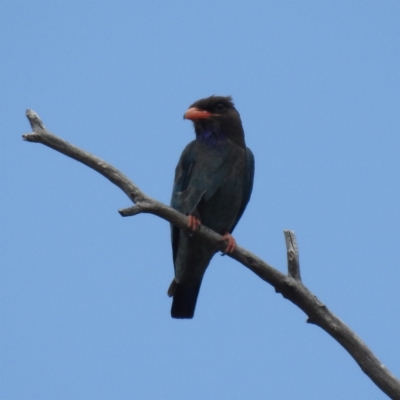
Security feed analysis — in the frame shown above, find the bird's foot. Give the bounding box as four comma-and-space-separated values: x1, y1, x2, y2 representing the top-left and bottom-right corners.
221, 232, 236, 253
187, 215, 201, 232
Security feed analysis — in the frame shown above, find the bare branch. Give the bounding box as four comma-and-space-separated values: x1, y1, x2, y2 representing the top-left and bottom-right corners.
22, 110, 400, 400
284, 230, 301, 280
23, 109, 147, 206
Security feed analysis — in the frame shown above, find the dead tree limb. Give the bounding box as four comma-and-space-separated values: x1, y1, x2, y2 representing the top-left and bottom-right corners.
22, 109, 400, 400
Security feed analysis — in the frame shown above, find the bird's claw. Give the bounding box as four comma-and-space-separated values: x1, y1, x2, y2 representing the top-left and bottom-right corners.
187, 215, 201, 232
222, 232, 236, 253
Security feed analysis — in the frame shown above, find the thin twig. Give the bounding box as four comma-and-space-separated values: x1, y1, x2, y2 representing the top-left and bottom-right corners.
284, 230, 301, 281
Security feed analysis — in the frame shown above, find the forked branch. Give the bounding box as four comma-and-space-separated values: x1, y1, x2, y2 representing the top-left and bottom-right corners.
22, 110, 400, 399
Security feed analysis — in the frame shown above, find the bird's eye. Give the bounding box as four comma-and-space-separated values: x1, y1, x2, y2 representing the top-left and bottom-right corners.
215, 103, 225, 112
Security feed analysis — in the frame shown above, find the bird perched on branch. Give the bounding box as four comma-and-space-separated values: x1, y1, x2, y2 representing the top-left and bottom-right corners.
168, 95, 255, 318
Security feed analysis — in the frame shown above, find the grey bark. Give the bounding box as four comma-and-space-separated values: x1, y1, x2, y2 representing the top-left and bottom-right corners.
22, 109, 400, 399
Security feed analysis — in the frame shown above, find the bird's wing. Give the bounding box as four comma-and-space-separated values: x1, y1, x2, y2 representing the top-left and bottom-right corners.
171, 141, 226, 263
229, 147, 255, 233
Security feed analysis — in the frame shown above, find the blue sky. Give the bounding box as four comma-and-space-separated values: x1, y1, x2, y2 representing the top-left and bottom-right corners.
1, 1, 400, 399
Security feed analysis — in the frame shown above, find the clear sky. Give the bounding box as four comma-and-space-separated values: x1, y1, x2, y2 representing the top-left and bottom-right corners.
2, 1, 400, 399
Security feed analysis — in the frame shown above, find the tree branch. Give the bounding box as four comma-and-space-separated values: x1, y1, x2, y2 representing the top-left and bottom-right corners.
22, 109, 400, 399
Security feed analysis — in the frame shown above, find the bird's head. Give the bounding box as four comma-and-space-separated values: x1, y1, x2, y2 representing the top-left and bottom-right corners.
184, 95, 245, 147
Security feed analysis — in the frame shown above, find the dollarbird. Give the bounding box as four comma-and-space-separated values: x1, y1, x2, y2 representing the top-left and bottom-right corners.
168, 95, 255, 319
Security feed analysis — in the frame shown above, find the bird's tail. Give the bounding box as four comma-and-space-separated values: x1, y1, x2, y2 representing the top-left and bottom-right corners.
169, 279, 202, 319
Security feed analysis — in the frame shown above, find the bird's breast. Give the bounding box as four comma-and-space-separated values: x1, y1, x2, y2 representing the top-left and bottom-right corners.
197, 143, 247, 234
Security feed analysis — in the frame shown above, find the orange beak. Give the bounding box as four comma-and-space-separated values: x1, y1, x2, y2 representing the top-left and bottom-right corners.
183, 107, 211, 120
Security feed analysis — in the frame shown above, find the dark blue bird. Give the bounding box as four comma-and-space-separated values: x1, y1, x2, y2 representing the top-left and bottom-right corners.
168, 95, 255, 319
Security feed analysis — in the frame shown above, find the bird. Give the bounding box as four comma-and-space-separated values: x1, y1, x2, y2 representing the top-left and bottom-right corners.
168, 95, 255, 319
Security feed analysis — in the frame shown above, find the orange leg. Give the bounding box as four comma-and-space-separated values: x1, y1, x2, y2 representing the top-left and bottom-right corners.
222, 232, 236, 253
187, 215, 201, 232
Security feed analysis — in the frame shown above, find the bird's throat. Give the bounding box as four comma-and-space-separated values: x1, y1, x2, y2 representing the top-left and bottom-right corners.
196, 130, 226, 146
